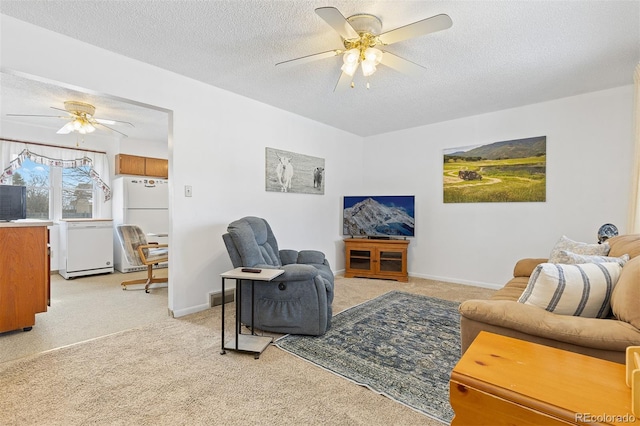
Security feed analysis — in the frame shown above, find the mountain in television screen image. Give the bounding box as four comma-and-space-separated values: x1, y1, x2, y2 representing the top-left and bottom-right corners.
443, 136, 546, 203
343, 196, 415, 237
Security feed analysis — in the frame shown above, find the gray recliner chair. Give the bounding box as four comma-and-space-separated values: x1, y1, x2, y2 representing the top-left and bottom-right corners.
222, 216, 334, 336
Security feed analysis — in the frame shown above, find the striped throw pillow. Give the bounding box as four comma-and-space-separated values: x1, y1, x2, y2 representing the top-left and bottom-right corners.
518, 262, 622, 318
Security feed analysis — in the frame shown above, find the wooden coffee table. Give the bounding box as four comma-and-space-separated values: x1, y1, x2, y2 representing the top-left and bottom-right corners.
450, 331, 637, 425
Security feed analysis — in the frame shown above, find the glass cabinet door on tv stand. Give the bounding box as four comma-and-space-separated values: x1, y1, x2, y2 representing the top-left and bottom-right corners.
344, 238, 409, 282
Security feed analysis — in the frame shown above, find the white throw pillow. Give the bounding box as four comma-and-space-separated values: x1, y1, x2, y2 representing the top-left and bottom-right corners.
518, 262, 622, 318
558, 250, 629, 266
548, 235, 610, 263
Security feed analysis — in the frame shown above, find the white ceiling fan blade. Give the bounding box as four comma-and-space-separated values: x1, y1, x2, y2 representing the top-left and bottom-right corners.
6, 113, 68, 119
334, 71, 354, 93
56, 122, 74, 134
315, 7, 359, 40
378, 14, 452, 45
95, 117, 135, 127
380, 51, 427, 77
276, 50, 341, 68
94, 121, 128, 137
50, 106, 74, 115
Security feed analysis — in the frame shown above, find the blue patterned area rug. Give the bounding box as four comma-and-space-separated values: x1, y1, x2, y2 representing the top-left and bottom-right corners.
275, 290, 460, 423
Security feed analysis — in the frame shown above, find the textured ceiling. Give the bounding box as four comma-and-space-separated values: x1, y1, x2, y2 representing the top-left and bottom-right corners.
1, 0, 639, 139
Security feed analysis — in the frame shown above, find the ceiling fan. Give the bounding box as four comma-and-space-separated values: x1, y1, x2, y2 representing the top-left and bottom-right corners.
276, 7, 453, 91
6, 100, 134, 137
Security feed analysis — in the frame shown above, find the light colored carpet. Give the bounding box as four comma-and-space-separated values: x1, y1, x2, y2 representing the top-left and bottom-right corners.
0, 270, 169, 364
0, 275, 495, 425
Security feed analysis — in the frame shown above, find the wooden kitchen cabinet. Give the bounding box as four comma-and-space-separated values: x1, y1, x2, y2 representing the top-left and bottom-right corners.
144, 157, 169, 178
0, 222, 51, 333
344, 238, 409, 282
115, 154, 168, 178
115, 153, 145, 175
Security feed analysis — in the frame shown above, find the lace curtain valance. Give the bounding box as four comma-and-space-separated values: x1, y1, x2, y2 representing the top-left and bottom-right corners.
0, 141, 111, 202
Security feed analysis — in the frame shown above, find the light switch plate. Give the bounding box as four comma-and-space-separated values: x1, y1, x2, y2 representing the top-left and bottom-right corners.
185, 185, 192, 197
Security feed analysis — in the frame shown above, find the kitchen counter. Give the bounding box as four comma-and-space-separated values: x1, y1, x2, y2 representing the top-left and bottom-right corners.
0, 220, 53, 228
58, 218, 112, 222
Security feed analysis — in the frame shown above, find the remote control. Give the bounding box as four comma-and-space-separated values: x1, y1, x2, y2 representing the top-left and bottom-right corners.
241, 268, 262, 273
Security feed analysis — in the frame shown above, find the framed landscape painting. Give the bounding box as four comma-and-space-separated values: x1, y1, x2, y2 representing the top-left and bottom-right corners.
443, 136, 546, 203
265, 147, 325, 195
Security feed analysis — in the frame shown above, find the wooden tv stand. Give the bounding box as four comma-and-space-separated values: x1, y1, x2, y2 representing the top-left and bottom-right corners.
344, 238, 409, 282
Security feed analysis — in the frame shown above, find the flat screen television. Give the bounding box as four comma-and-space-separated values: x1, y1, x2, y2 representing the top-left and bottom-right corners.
343, 195, 415, 237
0, 185, 27, 221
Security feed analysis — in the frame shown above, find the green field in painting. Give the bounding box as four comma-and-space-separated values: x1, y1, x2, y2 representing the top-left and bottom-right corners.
443, 156, 546, 203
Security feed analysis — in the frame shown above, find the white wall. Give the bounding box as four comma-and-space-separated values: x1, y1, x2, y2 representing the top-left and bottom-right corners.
363, 86, 635, 287
114, 138, 169, 160
1, 15, 364, 316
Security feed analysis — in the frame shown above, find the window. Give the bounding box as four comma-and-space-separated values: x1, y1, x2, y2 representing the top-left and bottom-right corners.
62, 165, 94, 218
9, 158, 95, 220
10, 159, 50, 219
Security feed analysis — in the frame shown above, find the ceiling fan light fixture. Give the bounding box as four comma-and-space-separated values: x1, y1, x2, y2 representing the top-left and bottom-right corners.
283, 7, 452, 92
64, 100, 95, 117
364, 47, 383, 64
361, 60, 377, 77
59, 121, 75, 134
343, 48, 359, 64
67, 116, 95, 134
11, 99, 132, 138
341, 61, 359, 76
361, 47, 382, 77
81, 121, 96, 134
341, 48, 360, 76
346, 13, 382, 36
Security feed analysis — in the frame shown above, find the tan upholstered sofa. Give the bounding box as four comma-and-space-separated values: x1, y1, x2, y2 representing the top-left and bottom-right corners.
459, 234, 640, 364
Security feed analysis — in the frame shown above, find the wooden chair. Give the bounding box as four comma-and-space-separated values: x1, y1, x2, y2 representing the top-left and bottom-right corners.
116, 224, 168, 293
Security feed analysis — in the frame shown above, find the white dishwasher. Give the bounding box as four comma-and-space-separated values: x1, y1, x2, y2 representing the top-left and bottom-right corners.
58, 219, 114, 279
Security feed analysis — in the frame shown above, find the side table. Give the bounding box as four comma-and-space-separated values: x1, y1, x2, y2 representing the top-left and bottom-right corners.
450, 331, 637, 425
220, 267, 284, 359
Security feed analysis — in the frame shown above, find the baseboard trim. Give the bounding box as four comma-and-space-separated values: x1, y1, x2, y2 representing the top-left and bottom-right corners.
336, 269, 501, 290
209, 289, 235, 307
172, 303, 211, 318
170, 289, 236, 318
409, 272, 502, 290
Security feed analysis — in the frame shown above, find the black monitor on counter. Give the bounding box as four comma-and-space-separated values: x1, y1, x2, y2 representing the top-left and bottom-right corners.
0, 185, 27, 221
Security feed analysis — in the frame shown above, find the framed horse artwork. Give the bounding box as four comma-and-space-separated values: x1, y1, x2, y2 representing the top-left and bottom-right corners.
265, 147, 325, 195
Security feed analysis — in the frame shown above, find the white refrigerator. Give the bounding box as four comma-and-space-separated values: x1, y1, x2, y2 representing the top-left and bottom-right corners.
112, 176, 169, 273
